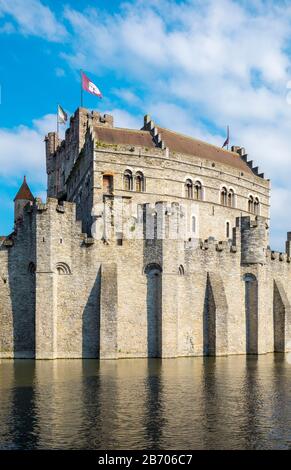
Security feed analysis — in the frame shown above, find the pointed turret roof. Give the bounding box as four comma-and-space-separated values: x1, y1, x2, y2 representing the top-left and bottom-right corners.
14, 176, 34, 202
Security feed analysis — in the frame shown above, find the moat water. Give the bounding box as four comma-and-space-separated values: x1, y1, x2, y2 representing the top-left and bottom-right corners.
0, 355, 290, 450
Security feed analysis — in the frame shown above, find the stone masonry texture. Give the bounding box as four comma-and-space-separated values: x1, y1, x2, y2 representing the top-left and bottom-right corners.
0, 107, 290, 359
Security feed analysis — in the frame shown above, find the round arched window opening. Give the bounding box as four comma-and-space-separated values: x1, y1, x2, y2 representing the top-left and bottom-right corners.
135, 171, 145, 192
124, 170, 133, 191
178, 265, 185, 276
220, 187, 227, 205
144, 263, 162, 275
185, 179, 193, 199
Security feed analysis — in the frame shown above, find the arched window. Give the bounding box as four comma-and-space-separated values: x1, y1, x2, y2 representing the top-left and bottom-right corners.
194, 181, 202, 200
28, 262, 36, 274
248, 195, 254, 213
135, 171, 144, 192
220, 187, 227, 205
254, 197, 260, 215
185, 179, 193, 199
178, 265, 185, 276
56, 262, 71, 275
144, 263, 162, 277
228, 189, 235, 207
192, 216, 196, 233
124, 170, 133, 191
226, 221, 230, 238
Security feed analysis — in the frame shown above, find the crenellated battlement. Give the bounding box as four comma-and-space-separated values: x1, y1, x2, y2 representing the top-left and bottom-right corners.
197, 237, 237, 253
35, 197, 76, 213
232, 147, 265, 179
266, 249, 291, 264
142, 114, 167, 150
5, 195, 291, 265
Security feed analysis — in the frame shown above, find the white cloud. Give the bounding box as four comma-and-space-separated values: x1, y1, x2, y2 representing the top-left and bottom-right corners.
0, 0, 67, 41
112, 89, 142, 107
0, 113, 56, 184
147, 102, 223, 145
63, 0, 291, 83
270, 186, 291, 250
0, 111, 64, 231
102, 108, 142, 129
33, 113, 57, 136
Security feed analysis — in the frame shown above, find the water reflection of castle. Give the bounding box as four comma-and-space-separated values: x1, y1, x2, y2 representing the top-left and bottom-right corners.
0, 357, 289, 449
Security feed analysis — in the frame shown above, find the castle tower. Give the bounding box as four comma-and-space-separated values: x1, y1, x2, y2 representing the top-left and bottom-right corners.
240, 216, 268, 265
13, 176, 34, 225
44, 107, 114, 200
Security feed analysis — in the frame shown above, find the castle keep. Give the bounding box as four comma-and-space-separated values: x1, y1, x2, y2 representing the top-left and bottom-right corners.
1, 107, 291, 359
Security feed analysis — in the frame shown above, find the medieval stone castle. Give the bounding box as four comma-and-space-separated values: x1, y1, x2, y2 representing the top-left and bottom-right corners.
0, 107, 290, 359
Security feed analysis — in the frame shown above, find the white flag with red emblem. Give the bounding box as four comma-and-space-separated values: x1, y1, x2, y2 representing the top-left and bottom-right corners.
81, 71, 102, 98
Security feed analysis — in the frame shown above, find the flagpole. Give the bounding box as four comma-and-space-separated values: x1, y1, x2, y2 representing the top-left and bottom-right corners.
227, 125, 229, 150
80, 69, 83, 107
57, 104, 59, 139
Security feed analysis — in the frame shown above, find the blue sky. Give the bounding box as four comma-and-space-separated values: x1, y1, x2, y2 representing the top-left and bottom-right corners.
1, 0, 291, 249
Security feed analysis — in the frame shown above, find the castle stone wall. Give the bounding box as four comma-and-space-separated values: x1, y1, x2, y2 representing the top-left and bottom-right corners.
92, 145, 270, 243
0, 205, 36, 358
1, 194, 291, 360
2, 108, 291, 360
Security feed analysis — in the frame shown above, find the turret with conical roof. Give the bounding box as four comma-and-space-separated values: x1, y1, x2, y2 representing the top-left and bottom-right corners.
14, 176, 34, 225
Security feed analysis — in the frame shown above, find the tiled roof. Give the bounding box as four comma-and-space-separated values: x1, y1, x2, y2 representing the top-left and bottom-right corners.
94, 127, 155, 148
157, 127, 252, 174
14, 176, 34, 202
94, 123, 252, 174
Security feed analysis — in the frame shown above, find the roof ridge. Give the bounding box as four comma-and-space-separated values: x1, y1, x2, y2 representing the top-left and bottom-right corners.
158, 126, 239, 157
94, 125, 150, 134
